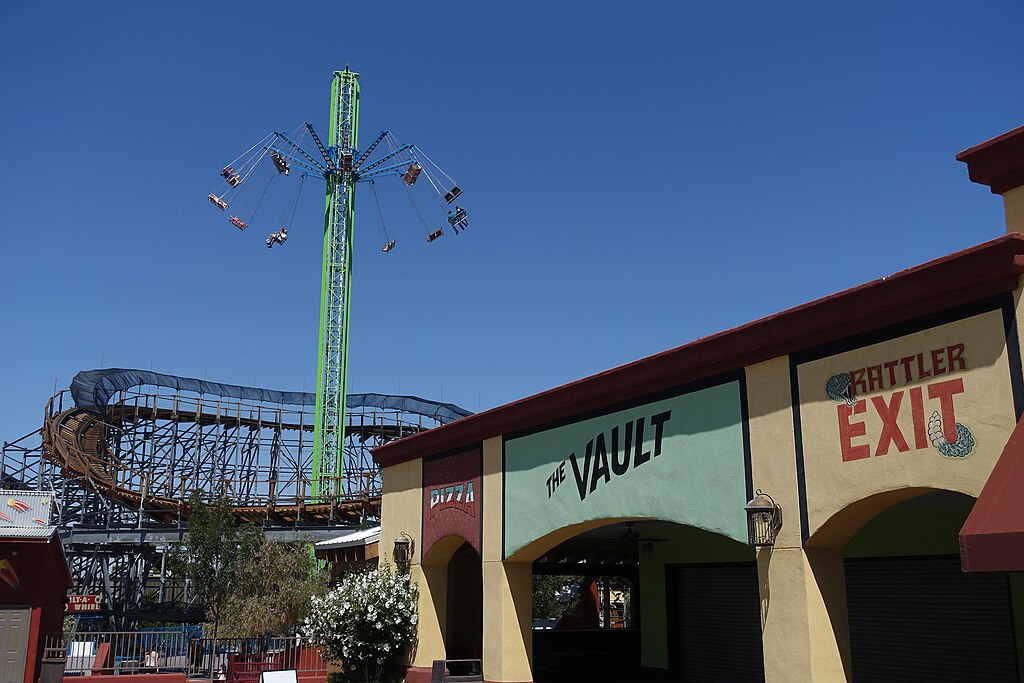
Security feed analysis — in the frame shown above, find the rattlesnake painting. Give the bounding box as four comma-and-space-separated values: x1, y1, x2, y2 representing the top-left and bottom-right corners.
926, 410, 975, 458
825, 373, 857, 407
824, 373, 975, 458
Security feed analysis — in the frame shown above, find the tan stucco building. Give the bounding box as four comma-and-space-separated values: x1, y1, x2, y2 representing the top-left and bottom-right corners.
374, 125, 1024, 683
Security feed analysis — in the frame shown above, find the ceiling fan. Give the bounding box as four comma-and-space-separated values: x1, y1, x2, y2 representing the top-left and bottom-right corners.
621, 521, 669, 544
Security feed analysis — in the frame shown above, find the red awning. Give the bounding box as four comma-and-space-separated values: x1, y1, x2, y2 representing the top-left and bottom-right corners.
960, 414, 1024, 572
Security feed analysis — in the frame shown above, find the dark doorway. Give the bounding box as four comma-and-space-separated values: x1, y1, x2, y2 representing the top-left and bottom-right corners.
846, 555, 1018, 682
667, 563, 765, 682
446, 543, 482, 659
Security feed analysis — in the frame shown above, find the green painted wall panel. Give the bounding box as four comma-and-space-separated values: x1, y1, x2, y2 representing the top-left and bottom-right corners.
504, 380, 749, 557
843, 496, 972, 558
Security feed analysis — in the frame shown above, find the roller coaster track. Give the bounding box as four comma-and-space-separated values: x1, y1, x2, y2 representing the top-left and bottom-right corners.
41, 401, 377, 525
35, 369, 471, 527
4, 370, 470, 627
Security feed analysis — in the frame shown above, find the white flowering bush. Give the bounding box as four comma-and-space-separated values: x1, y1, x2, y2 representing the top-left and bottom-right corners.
304, 567, 418, 682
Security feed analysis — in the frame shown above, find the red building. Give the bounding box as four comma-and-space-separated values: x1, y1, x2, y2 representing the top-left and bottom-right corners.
0, 491, 72, 683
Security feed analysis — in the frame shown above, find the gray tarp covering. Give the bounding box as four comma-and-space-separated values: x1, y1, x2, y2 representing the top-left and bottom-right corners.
70, 369, 472, 424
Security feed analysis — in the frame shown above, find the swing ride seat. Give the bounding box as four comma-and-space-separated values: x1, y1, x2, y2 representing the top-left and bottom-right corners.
382, 240, 396, 253
448, 208, 468, 227
402, 163, 422, 186
427, 228, 444, 243
220, 166, 235, 179
270, 151, 290, 175
229, 216, 248, 230
228, 175, 242, 187
208, 194, 228, 210
443, 186, 462, 204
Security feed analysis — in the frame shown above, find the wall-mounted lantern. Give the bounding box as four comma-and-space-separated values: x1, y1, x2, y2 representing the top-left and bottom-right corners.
744, 490, 783, 548
393, 532, 414, 573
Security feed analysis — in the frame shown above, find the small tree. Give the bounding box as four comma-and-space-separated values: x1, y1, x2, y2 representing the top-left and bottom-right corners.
169, 494, 262, 641
303, 567, 418, 682
220, 538, 329, 638
532, 574, 583, 622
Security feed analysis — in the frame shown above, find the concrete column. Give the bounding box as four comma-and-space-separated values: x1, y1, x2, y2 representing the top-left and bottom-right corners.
381, 459, 446, 678
409, 562, 448, 670
746, 358, 851, 681
482, 561, 533, 683
756, 547, 850, 681
481, 436, 534, 683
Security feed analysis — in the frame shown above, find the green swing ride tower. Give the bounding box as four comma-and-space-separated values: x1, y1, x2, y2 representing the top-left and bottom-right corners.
210, 67, 467, 500
312, 68, 360, 496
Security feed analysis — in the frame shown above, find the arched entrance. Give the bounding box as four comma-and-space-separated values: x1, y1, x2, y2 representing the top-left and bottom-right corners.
420, 535, 483, 663
812, 490, 1022, 681
445, 542, 482, 659
521, 519, 761, 683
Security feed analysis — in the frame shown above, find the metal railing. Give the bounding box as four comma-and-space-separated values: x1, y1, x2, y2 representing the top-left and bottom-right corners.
45, 631, 328, 678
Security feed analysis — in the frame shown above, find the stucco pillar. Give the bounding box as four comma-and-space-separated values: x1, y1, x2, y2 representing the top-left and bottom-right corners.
482, 561, 533, 683
747, 358, 851, 681
481, 436, 533, 683
381, 459, 446, 677
756, 547, 850, 681
409, 563, 448, 670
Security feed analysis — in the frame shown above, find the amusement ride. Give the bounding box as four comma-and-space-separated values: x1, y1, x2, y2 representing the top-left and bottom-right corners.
0, 67, 473, 627
205, 66, 470, 499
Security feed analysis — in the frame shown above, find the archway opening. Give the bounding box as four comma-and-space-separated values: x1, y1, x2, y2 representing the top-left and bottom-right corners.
528, 520, 759, 683
841, 490, 1023, 681
418, 535, 484, 671
445, 542, 482, 659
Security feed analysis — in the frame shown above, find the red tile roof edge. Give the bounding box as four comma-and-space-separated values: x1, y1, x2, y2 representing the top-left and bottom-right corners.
956, 125, 1024, 195
374, 234, 1024, 467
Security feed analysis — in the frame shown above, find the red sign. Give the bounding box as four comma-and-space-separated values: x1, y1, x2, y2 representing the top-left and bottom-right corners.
422, 448, 482, 559
66, 595, 101, 613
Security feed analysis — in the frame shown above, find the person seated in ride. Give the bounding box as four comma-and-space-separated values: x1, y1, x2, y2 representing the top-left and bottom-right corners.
450, 206, 468, 232
266, 228, 288, 247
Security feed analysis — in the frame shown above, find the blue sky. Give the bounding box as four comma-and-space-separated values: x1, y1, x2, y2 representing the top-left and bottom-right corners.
1, 1, 1022, 442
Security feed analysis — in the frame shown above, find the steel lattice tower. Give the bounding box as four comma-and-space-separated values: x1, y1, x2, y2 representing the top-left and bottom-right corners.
313, 68, 360, 494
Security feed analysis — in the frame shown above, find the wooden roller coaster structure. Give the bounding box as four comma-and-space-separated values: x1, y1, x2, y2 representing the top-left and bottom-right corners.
39, 370, 469, 526
1, 370, 470, 626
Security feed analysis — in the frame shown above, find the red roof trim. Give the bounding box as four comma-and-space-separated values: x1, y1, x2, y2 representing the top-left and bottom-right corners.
960, 413, 1024, 572
374, 234, 1024, 467
956, 125, 1024, 195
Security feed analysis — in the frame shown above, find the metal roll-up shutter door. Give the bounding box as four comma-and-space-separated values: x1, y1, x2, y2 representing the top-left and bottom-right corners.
670, 563, 765, 682
846, 555, 1018, 682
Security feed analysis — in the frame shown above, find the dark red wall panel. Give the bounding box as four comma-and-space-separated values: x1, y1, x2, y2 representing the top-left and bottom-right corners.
422, 448, 481, 558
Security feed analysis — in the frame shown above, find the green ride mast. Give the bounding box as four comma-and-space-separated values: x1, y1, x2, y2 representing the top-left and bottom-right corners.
211, 66, 469, 504
312, 68, 360, 497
